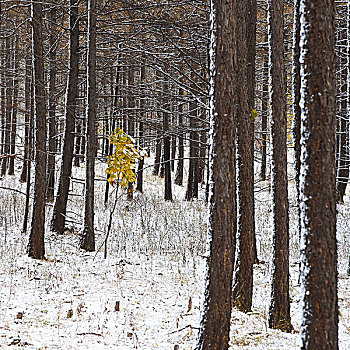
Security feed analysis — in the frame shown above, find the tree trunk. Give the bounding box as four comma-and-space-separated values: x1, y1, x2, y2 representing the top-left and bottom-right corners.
195, 1, 236, 348
174, 87, 184, 185
1, 38, 12, 176
8, 36, 19, 176
51, 0, 79, 234
299, 0, 338, 348
232, 0, 256, 313
136, 63, 145, 193
20, 48, 32, 183
27, 0, 47, 259
267, 0, 292, 332
80, 0, 97, 252
47, 5, 57, 202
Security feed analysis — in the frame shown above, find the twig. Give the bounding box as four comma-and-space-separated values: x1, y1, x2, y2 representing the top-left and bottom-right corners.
168, 324, 199, 335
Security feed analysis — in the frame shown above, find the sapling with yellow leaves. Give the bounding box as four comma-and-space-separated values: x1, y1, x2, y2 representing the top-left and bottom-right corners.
105, 127, 144, 191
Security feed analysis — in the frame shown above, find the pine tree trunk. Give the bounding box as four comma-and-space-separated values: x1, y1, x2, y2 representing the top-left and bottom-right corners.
47, 6, 57, 202
267, 0, 293, 333
28, 0, 47, 259
195, 1, 236, 348
80, 0, 97, 252
51, 0, 79, 234
232, 0, 255, 313
299, 0, 338, 348
174, 87, 184, 185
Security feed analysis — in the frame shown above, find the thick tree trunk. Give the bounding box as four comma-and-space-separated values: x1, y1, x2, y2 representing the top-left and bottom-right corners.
299, 0, 338, 348
195, 1, 236, 348
51, 0, 79, 234
267, 0, 292, 332
28, 0, 47, 259
232, 0, 256, 313
80, 0, 97, 252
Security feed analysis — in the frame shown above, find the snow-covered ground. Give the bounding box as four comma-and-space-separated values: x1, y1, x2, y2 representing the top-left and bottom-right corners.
0, 158, 350, 349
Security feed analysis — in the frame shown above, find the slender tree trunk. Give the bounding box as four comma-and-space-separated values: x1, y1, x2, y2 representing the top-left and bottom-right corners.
8, 36, 19, 176
174, 87, 184, 185
51, 0, 79, 234
20, 49, 32, 183
299, 0, 338, 348
80, 0, 96, 252
127, 66, 135, 200
23, 76, 34, 233
195, 1, 236, 348
1, 38, 12, 176
136, 63, 145, 193
268, 0, 293, 332
232, 0, 256, 313
47, 5, 57, 202
163, 64, 172, 201
28, 0, 47, 259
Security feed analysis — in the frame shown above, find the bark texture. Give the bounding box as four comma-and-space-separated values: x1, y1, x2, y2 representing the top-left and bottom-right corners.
268, 0, 292, 332
80, 0, 96, 252
299, 0, 338, 348
195, 1, 236, 349
51, 0, 79, 234
28, 0, 47, 259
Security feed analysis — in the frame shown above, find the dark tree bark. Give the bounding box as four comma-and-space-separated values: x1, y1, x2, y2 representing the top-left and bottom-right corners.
174, 87, 184, 185
80, 0, 97, 252
1, 38, 12, 176
51, 0, 79, 234
127, 65, 135, 200
20, 52, 32, 183
232, 0, 256, 313
195, 1, 236, 348
27, 0, 47, 259
267, 0, 293, 332
47, 5, 57, 202
22, 71, 34, 233
136, 64, 145, 193
105, 63, 120, 203
8, 36, 19, 176
299, 0, 338, 348
163, 65, 172, 201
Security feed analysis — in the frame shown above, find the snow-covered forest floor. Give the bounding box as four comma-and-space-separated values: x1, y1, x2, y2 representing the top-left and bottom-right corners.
1, 157, 350, 349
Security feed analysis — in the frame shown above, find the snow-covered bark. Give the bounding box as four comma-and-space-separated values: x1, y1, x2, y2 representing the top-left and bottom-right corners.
299, 0, 338, 348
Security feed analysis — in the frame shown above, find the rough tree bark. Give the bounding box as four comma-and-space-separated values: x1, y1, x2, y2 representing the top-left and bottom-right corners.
194, 0, 236, 348
267, 0, 293, 332
80, 0, 97, 252
232, 0, 256, 313
51, 0, 79, 234
27, 0, 47, 259
299, 0, 338, 348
